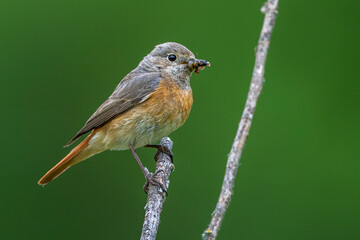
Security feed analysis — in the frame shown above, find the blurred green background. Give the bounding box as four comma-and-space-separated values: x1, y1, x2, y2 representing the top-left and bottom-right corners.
1, 0, 360, 239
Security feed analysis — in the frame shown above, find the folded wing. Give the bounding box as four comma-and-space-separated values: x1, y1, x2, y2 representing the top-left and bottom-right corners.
65, 72, 162, 147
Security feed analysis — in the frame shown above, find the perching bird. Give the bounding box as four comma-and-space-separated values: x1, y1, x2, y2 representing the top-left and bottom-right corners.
38, 42, 210, 191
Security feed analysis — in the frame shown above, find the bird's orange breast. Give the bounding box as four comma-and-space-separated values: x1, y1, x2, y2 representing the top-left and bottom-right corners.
98, 76, 193, 149
143, 77, 193, 126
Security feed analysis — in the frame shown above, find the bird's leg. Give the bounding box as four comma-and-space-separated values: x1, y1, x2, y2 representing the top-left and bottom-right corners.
144, 144, 174, 163
129, 145, 167, 195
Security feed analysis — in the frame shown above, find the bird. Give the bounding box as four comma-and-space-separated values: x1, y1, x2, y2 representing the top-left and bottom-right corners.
38, 42, 210, 192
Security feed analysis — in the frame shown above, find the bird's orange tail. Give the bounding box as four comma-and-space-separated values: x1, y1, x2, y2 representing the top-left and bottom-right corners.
38, 131, 97, 185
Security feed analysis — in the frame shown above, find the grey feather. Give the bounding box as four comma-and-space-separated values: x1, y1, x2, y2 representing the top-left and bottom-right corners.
64, 72, 162, 147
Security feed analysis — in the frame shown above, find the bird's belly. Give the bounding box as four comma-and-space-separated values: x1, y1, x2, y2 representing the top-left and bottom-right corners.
98, 107, 184, 151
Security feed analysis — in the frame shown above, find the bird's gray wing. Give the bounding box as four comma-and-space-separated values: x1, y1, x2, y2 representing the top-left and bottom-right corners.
64, 72, 162, 147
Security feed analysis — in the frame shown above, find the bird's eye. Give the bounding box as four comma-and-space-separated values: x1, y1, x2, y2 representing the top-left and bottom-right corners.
168, 54, 177, 62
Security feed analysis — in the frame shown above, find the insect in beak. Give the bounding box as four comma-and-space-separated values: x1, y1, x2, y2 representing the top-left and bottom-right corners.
187, 58, 211, 74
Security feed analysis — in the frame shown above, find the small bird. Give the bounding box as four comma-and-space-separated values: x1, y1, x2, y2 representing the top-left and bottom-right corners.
38, 42, 210, 191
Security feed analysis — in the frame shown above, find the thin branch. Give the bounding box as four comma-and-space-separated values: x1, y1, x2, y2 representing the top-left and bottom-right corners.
140, 137, 174, 240
202, 1, 279, 239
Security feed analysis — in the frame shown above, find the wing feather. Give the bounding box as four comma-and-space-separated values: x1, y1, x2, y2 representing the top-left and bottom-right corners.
64, 72, 162, 146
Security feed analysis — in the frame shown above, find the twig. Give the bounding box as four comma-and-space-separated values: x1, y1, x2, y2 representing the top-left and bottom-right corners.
140, 137, 174, 240
202, 1, 279, 239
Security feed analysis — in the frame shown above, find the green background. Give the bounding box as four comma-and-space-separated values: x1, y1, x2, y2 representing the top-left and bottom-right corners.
1, 0, 359, 239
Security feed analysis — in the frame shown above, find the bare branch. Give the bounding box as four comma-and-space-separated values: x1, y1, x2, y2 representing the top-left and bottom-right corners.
140, 137, 174, 240
202, 1, 279, 239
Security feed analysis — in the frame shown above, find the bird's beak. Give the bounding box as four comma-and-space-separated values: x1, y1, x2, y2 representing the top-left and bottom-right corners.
187, 58, 211, 74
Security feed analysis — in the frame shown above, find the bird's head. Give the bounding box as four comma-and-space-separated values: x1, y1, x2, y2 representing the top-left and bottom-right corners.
138, 42, 210, 85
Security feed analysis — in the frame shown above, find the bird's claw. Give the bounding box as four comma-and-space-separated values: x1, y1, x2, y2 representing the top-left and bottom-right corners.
143, 169, 168, 196
154, 146, 174, 163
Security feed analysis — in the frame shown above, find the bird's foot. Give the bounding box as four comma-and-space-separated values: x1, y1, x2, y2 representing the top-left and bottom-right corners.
143, 168, 168, 196
145, 144, 174, 163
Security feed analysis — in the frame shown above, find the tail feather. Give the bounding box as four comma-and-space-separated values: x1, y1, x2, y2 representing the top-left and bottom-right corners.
38, 131, 97, 185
